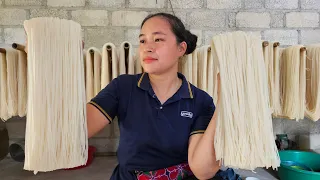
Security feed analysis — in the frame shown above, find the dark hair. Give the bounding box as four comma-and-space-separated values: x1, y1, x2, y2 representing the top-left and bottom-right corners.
140, 13, 197, 55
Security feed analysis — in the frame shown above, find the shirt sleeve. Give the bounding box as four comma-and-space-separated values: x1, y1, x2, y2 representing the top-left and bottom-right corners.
88, 77, 119, 124
190, 95, 216, 136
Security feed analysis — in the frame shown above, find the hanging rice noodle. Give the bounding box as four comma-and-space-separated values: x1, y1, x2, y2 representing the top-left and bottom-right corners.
134, 49, 143, 74
101, 43, 117, 89
197, 46, 207, 92
17, 50, 28, 117
24, 17, 88, 174
0, 51, 10, 121
93, 48, 102, 96
262, 42, 273, 109
207, 47, 214, 98
86, 48, 101, 102
305, 44, 320, 121
119, 41, 134, 75
197, 45, 210, 93
272, 43, 281, 116
6, 49, 19, 117
279, 45, 306, 120
211, 31, 280, 170
83, 49, 87, 88
191, 48, 198, 87
179, 53, 193, 82
262, 41, 282, 116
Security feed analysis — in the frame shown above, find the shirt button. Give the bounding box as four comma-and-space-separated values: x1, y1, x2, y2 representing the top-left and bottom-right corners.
160, 106, 163, 109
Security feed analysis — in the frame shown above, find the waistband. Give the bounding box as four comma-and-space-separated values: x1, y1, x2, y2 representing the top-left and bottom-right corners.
135, 162, 193, 180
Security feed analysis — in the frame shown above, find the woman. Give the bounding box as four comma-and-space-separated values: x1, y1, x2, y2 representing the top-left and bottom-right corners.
87, 13, 221, 180
24, 13, 221, 179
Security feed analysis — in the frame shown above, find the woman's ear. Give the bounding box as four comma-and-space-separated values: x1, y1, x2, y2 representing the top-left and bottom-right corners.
178, 41, 187, 56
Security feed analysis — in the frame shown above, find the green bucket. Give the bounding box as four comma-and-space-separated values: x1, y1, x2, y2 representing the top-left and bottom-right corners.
278, 150, 320, 180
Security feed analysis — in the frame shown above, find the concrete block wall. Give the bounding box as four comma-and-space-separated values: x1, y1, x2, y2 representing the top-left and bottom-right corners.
1, 0, 320, 154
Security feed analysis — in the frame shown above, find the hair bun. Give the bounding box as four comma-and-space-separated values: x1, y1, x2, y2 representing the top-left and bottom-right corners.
184, 30, 197, 55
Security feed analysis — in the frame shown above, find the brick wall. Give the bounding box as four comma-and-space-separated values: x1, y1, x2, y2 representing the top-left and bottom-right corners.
1, 0, 320, 154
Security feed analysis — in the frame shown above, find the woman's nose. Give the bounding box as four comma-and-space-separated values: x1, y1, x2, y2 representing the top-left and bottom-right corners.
143, 42, 155, 53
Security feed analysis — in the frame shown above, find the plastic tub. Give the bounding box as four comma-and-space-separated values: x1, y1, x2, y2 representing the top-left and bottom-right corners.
278, 150, 320, 180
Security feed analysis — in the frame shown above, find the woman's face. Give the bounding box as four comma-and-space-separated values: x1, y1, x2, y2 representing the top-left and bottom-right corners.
139, 16, 186, 75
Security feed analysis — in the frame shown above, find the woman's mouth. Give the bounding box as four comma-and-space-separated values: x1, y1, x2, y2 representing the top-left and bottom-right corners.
143, 57, 157, 64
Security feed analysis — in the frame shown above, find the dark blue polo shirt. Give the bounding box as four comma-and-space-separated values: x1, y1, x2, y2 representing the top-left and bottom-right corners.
89, 72, 215, 180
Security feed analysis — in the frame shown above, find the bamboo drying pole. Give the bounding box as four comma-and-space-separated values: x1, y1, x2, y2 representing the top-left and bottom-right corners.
263, 41, 269, 47
0, 48, 6, 54
124, 42, 130, 49
106, 45, 112, 59
89, 49, 94, 62
300, 47, 307, 52
12, 43, 25, 52
106, 45, 112, 51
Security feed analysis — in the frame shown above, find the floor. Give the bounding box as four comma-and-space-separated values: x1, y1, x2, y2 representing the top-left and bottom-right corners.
0, 156, 279, 180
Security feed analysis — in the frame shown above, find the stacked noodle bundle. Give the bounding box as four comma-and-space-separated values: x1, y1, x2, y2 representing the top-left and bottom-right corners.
279, 45, 306, 120
305, 44, 320, 121
211, 31, 280, 170
24, 17, 88, 174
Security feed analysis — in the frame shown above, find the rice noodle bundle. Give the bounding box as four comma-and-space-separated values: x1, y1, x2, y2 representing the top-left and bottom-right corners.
101, 43, 117, 89
17, 50, 28, 117
0, 51, 10, 121
24, 17, 88, 174
191, 48, 198, 87
119, 41, 134, 75
86, 48, 101, 102
279, 45, 306, 120
197, 45, 210, 93
305, 44, 320, 121
262, 42, 282, 116
272, 43, 282, 116
134, 50, 143, 74
211, 31, 280, 170
197, 46, 207, 92
179, 53, 192, 82
6, 49, 19, 117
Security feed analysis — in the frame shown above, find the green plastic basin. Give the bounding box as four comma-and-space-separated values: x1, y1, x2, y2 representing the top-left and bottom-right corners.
278, 150, 320, 180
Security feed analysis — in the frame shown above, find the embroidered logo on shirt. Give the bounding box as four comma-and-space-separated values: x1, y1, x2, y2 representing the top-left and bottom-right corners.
181, 111, 193, 118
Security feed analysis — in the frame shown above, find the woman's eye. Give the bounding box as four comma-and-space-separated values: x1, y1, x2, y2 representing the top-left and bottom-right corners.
155, 38, 163, 42
139, 40, 145, 43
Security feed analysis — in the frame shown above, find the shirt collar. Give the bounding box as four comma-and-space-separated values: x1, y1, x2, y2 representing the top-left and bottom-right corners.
137, 72, 193, 99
